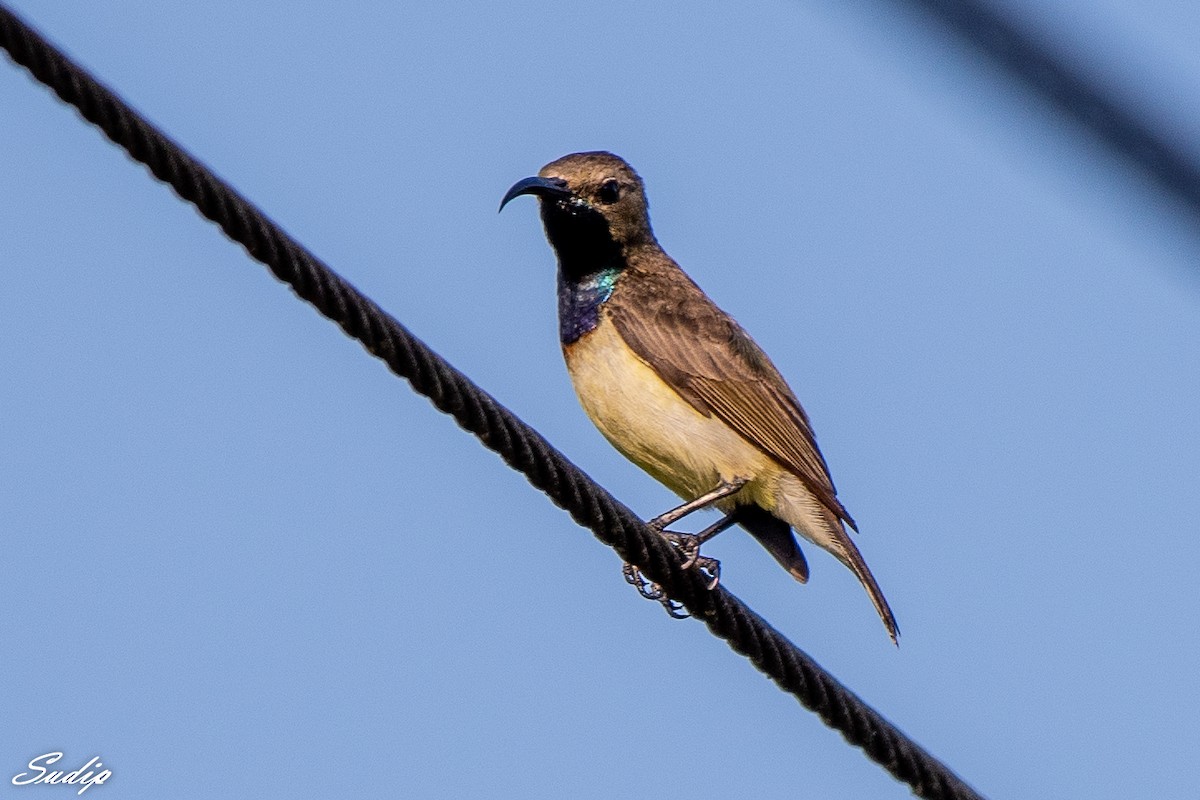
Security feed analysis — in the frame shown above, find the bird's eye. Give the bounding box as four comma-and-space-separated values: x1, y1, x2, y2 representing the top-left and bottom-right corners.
597, 179, 620, 204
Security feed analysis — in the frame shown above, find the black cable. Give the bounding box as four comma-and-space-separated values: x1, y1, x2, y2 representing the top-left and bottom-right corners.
0, 6, 984, 799
891, 0, 1200, 217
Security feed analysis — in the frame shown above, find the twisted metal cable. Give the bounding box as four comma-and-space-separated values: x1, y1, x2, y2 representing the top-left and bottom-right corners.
0, 6, 983, 798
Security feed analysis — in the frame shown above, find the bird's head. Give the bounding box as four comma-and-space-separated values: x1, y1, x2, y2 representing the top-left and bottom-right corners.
501, 151, 656, 272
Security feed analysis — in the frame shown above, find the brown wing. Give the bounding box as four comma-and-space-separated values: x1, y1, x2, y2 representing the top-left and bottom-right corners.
607, 267, 856, 529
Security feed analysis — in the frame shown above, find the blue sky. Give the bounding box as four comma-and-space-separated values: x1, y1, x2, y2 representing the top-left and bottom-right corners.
3, 2, 1199, 798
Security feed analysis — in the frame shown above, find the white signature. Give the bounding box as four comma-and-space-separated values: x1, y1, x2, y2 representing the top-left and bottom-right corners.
12, 752, 110, 795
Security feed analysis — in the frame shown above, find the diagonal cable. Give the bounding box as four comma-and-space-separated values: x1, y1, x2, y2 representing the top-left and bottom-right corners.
889, 0, 1200, 217
0, 6, 984, 799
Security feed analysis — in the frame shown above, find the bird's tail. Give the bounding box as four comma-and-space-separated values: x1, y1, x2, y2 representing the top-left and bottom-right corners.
735, 505, 810, 583
772, 478, 899, 644
823, 508, 900, 646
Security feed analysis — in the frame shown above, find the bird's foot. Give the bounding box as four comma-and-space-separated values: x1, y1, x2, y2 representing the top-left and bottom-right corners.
661, 531, 701, 568
622, 562, 661, 598
621, 563, 689, 618
695, 555, 721, 589
662, 532, 721, 589
620, 529, 721, 614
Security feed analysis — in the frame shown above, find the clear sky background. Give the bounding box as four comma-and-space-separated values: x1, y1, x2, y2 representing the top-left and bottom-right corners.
2, 2, 1199, 798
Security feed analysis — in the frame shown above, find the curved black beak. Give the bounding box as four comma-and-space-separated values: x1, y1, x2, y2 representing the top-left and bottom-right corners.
499, 176, 572, 212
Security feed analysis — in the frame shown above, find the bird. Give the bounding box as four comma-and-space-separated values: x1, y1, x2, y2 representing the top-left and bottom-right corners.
500, 151, 898, 643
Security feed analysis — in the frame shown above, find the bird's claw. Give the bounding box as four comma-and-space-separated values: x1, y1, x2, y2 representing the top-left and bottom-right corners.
694, 555, 721, 590
621, 563, 690, 618
662, 531, 701, 568
622, 562, 661, 598
662, 532, 721, 588
621, 527, 722, 613
621, 531, 721, 614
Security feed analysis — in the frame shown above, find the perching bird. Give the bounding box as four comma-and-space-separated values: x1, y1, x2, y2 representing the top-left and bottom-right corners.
501, 151, 897, 643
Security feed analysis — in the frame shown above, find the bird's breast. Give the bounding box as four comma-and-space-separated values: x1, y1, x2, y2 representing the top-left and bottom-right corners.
563, 314, 778, 506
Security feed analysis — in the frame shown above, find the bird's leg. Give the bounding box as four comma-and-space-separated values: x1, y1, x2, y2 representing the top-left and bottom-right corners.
648, 478, 747, 530
663, 512, 738, 589
624, 479, 747, 602
663, 512, 739, 566
654, 479, 746, 588
622, 479, 747, 614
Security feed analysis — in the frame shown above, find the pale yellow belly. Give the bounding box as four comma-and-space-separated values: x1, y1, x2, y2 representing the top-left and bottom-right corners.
563, 316, 780, 509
